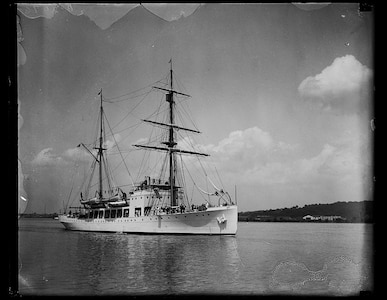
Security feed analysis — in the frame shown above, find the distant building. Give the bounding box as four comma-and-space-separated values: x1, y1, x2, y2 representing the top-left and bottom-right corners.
303, 215, 318, 221
319, 215, 345, 221
303, 215, 345, 221
254, 215, 272, 221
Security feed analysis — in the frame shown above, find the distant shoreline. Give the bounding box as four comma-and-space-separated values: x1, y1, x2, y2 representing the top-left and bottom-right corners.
19, 213, 58, 219
238, 200, 373, 223
237, 219, 371, 224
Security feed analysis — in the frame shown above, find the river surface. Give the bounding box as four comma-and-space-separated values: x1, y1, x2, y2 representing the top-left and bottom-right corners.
18, 219, 373, 295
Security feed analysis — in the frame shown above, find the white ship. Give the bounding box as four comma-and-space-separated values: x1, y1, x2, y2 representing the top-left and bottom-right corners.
59, 61, 237, 235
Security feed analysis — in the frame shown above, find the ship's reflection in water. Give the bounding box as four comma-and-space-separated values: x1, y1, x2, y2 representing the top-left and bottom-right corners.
75, 232, 242, 294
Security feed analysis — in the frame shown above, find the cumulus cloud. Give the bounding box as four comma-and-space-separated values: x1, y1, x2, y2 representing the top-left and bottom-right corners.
104, 133, 121, 150
298, 55, 373, 113
63, 146, 92, 162
183, 126, 369, 189
181, 127, 298, 177
31, 148, 64, 166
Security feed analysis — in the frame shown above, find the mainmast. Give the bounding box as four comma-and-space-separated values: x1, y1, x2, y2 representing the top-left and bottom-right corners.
133, 60, 209, 207
168, 59, 176, 206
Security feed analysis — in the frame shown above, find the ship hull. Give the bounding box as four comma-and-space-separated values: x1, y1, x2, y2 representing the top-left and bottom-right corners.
59, 206, 237, 235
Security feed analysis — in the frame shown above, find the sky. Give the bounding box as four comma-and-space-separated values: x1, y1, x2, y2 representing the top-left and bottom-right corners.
17, 3, 201, 26
17, 3, 374, 213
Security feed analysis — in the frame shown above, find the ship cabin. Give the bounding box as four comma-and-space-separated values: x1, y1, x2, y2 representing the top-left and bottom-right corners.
77, 176, 187, 220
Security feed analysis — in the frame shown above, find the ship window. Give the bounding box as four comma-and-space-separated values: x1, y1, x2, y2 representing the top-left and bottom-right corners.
144, 206, 151, 216
135, 207, 141, 217
117, 209, 122, 218
89, 211, 93, 218
105, 210, 110, 218
93, 210, 98, 219
124, 209, 129, 218
111, 209, 116, 218
98, 210, 104, 218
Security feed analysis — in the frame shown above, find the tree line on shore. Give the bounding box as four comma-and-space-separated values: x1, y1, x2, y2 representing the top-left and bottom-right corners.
238, 201, 373, 223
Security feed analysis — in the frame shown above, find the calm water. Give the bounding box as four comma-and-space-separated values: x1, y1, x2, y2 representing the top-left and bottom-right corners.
18, 219, 373, 295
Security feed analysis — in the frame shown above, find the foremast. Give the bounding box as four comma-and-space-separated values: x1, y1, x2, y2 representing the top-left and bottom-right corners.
134, 60, 208, 207
96, 89, 107, 200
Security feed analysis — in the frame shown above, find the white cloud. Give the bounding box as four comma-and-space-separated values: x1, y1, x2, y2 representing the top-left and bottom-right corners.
31, 148, 64, 166
104, 133, 121, 151
182, 127, 298, 177
183, 126, 370, 189
298, 55, 373, 113
63, 146, 92, 162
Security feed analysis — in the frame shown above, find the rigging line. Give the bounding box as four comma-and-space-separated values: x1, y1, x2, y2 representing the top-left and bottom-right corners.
106, 122, 143, 154
180, 157, 209, 203
84, 158, 98, 200
103, 78, 166, 101
104, 111, 136, 188
182, 131, 209, 177
104, 90, 163, 150
109, 89, 153, 132
105, 120, 142, 138
179, 99, 200, 131
172, 69, 189, 94
64, 157, 82, 212
142, 95, 171, 122
107, 149, 133, 182
159, 153, 168, 181
214, 165, 225, 190
135, 143, 150, 183
135, 93, 165, 182
182, 133, 221, 195
103, 89, 153, 104
178, 153, 190, 206
141, 89, 167, 121
101, 155, 112, 194
174, 105, 200, 136
185, 131, 221, 189
196, 131, 224, 190
74, 160, 92, 204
